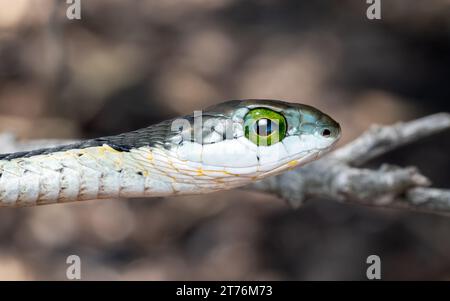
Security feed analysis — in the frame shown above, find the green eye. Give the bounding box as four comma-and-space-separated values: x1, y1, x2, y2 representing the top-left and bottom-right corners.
244, 108, 287, 146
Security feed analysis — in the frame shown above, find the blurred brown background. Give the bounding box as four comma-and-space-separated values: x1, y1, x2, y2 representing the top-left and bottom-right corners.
0, 0, 449, 280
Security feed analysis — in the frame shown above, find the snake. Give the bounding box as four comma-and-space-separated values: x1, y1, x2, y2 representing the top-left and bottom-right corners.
0, 99, 341, 207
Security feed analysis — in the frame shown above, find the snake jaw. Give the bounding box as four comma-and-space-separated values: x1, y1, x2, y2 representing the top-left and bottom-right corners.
0, 99, 341, 206
165, 99, 341, 189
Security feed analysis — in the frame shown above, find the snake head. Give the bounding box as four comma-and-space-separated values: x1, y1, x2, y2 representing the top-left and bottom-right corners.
170, 99, 341, 183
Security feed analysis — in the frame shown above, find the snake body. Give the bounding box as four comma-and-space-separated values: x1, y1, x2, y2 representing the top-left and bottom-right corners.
0, 99, 341, 207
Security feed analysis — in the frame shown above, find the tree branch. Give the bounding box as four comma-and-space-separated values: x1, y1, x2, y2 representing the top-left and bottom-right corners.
331, 113, 450, 166
250, 113, 450, 214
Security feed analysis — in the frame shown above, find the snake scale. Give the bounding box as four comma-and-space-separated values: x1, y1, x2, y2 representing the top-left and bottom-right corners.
0, 99, 341, 207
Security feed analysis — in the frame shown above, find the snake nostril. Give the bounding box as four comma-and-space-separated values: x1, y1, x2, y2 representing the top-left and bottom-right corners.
322, 128, 331, 137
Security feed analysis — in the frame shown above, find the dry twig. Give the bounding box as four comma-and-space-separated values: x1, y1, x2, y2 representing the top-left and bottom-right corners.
250, 113, 450, 214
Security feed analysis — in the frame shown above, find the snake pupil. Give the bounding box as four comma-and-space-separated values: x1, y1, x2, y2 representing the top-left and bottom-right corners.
255, 118, 273, 136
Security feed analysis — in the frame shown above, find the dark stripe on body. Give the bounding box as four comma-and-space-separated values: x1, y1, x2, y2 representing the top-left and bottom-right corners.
0, 139, 131, 161
0, 119, 177, 161
0, 111, 233, 161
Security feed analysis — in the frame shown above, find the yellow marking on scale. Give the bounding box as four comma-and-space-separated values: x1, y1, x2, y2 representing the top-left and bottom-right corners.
114, 158, 123, 169
67, 149, 86, 158
95, 147, 105, 157
203, 169, 226, 173
95, 144, 121, 157
168, 160, 180, 173
223, 170, 239, 177
196, 168, 204, 176
287, 160, 299, 170
147, 153, 153, 161
102, 144, 121, 153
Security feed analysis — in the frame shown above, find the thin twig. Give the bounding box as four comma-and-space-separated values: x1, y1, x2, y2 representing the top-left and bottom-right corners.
331, 113, 450, 166
250, 113, 450, 214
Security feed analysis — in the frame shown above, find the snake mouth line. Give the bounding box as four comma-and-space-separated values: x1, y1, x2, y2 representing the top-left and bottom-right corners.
0, 99, 341, 206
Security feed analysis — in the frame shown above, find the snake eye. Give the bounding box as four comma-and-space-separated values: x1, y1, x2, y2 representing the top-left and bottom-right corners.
244, 108, 287, 146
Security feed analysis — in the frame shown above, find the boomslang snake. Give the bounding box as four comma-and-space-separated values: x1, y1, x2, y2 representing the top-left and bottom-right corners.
0, 99, 341, 207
